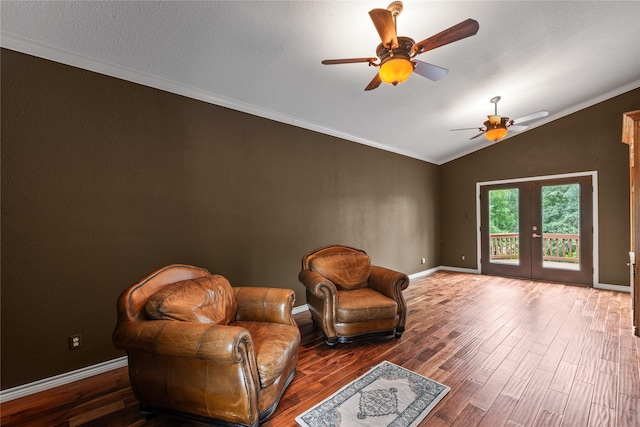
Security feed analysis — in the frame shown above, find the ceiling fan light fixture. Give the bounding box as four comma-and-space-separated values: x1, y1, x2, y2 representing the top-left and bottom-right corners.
378, 57, 413, 86
484, 123, 508, 141
485, 105, 509, 141
376, 37, 415, 86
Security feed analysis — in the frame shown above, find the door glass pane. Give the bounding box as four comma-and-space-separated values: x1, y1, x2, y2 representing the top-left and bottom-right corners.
541, 184, 580, 270
489, 188, 519, 265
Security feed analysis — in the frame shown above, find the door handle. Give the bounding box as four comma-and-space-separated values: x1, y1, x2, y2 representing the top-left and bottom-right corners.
532, 233, 542, 238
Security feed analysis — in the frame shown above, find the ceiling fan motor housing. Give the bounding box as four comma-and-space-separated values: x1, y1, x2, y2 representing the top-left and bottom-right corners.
486, 115, 510, 126
376, 36, 415, 60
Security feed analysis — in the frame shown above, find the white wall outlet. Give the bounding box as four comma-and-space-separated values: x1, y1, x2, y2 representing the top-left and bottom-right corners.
421, 258, 426, 264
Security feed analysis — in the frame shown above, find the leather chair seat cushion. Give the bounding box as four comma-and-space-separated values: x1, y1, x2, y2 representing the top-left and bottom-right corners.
232, 321, 301, 389
335, 288, 398, 323
309, 251, 372, 290
145, 275, 237, 324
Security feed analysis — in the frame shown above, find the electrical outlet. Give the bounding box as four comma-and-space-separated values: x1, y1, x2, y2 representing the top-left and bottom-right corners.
421, 257, 426, 264
69, 334, 82, 350
462, 255, 465, 261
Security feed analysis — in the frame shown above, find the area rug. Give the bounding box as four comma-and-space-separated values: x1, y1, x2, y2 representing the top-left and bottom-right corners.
295, 361, 450, 427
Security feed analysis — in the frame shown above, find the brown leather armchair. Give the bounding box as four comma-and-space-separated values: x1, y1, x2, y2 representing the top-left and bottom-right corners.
113, 264, 300, 427
298, 245, 409, 347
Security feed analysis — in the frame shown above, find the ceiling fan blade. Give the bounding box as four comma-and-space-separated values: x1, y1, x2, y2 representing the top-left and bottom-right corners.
369, 8, 398, 49
451, 127, 483, 131
322, 57, 378, 65
412, 18, 480, 55
413, 60, 449, 81
470, 132, 485, 140
509, 125, 528, 132
511, 110, 549, 124
364, 73, 382, 91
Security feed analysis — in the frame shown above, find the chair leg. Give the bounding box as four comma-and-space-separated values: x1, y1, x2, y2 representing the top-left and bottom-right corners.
326, 337, 338, 348
140, 404, 158, 420
395, 327, 405, 338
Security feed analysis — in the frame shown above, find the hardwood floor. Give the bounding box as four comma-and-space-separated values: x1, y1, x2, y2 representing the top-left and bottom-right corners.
2, 271, 639, 426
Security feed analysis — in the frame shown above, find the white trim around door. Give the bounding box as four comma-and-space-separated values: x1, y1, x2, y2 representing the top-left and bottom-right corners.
476, 171, 599, 287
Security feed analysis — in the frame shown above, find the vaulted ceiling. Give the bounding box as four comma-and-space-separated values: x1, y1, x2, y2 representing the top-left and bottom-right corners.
2, 1, 639, 164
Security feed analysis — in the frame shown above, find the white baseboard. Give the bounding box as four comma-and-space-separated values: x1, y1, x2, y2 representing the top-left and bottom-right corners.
293, 304, 309, 315
409, 265, 479, 280
437, 266, 481, 275
595, 282, 631, 293
0, 356, 128, 403
408, 267, 440, 280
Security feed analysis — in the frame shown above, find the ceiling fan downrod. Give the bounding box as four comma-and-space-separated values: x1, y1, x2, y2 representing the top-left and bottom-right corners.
490, 96, 501, 115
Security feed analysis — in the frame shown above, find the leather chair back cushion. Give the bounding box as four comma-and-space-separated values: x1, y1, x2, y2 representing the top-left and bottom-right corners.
309, 251, 371, 290
145, 275, 237, 324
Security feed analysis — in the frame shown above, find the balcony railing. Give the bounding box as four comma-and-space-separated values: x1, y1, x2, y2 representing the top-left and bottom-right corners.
490, 233, 580, 263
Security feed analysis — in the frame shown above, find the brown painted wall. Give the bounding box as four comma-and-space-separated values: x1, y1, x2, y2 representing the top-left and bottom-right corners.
2, 47, 636, 390
1, 49, 440, 389
440, 89, 639, 286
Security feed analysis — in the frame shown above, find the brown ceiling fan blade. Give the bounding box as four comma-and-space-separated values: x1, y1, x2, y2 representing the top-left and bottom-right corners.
322, 57, 378, 65
364, 73, 382, 91
369, 8, 398, 49
413, 60, 449, 81
470, 131, 485, 140
412, 19, 480, 54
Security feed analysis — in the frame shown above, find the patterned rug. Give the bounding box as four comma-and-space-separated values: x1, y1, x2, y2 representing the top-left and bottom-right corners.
295, 361, 450, 427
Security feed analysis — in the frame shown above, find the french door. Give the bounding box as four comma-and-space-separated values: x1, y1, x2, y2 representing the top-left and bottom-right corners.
480, 175, 593, 285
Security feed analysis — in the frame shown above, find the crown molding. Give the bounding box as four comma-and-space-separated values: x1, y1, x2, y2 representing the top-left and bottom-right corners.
3, 33, 638, 166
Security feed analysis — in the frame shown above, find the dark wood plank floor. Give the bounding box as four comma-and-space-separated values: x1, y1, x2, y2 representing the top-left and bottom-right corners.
2, 271, 639, 426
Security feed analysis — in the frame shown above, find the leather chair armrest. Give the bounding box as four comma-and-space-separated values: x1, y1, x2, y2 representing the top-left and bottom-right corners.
369, 266, 410, 332
113, 320, 254, 362
368, 265, 410, 300
298, 269, 337, 299
234, 287, 297, 325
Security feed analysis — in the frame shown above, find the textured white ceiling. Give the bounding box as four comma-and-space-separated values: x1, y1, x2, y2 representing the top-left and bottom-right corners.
2, 1, 639, 164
